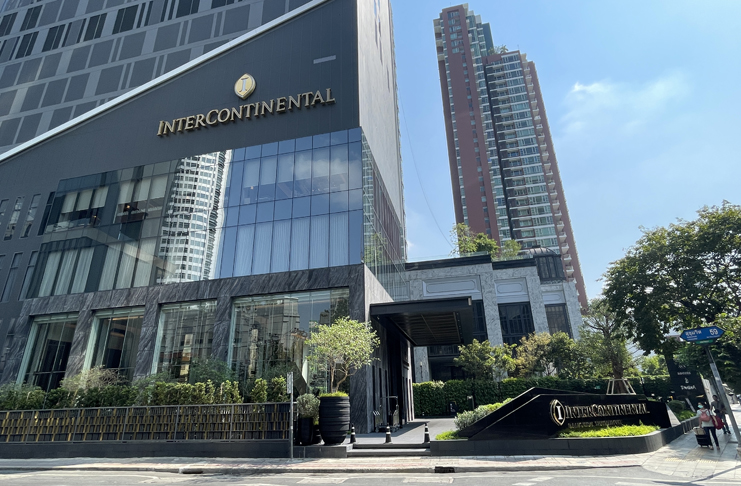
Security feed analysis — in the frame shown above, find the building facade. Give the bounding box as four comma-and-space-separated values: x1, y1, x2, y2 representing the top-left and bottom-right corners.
0, 0, 584, 439
0, 0, 317, 153
434, 5, 587, 308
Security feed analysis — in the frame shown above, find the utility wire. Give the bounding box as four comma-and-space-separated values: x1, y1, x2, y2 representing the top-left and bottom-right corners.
399, 98, 454, 249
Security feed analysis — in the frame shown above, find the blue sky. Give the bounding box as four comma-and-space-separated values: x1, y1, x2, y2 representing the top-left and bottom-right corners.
391, 0, 741, 299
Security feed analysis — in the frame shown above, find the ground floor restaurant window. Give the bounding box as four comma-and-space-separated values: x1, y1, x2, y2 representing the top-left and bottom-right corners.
85, 308, 144, 382
21, 314, 78, 392
230, 288, 349, 395
155, 301, 216, 382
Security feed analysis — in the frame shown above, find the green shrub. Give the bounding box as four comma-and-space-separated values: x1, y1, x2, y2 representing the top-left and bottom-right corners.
667, 400, 686, 415
413, 381, 446, 416
435, 430, 462, 440
454, 402, 504, 430
319, 391, 348, 398
0, 384, 45, 410
677, 410, 695, 421
559, 424, 659, 438
268, 376, 288, 402
443, 380, 473, 412
297, 393, 320, 420
250, 378, 268, 403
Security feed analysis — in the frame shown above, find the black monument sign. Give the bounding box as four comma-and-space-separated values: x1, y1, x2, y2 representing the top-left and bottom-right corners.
458, 388, 671, 440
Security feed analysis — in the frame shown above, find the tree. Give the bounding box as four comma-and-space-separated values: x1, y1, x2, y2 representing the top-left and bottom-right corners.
513, 332, 591, 379
580, 298, 636, 379
499, 239, 522, 259
488, 45, 508, 55
513, 333, 556, 377
636, 355, 668, 376
450, 223, 498, 258
603, 203, 741, 360
454, 339, 515, 380
306, 317, 380, 393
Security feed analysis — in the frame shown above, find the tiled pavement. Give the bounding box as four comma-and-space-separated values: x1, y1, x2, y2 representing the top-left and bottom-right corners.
0, 406, 737, 479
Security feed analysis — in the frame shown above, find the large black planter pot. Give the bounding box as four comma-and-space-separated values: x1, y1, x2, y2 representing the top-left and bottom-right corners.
319, 396, 350, 445
298, 417, 314, 446
312, 423, 322, 444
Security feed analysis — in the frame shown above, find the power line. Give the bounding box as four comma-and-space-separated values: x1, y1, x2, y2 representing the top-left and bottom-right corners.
399, 98, 454, 249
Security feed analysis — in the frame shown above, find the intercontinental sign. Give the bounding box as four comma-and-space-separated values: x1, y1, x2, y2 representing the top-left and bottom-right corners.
549, 399, 649, 426
157, 73, 335, 137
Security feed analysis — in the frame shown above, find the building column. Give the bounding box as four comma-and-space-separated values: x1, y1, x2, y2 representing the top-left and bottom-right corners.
413, 347, 430, 383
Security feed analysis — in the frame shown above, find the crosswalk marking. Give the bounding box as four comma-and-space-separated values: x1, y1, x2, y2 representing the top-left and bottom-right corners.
402, 479, 453, 484
297, 479, 348, 484
512, 483, 535, 486
531, 478, 553, 482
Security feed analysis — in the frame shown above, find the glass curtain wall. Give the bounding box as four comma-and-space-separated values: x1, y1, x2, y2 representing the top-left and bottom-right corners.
230, 288, 349, 395
155, 301, 216, 382
21, 314, 78, 391
86, 308, 144, 382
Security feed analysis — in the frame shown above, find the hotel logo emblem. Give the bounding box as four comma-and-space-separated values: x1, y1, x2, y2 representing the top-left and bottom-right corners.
234, 73, 256, 99
550, 399, 565, 426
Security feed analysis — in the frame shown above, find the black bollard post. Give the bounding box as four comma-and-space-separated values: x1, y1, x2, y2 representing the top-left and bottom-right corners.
385, 425, 392, 444
424, 422, 430, 443
350, 424, 356, 444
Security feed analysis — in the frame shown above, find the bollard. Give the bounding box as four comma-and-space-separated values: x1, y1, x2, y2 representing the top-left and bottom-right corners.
385, 425, 392, 444
350, 424, 356, 444
424, 422, 430, 443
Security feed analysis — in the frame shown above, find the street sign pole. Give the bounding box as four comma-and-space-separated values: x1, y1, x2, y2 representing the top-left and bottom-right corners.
288, 371, 294, 460
704, 346, 741, 447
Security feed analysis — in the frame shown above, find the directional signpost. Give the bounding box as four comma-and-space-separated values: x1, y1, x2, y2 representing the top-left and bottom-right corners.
680, 326, 740, 448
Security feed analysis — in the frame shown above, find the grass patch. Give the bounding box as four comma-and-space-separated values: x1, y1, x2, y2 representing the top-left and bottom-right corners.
435, 430, 463, 440
676, 410, 695, 421
559, 424, 659, 438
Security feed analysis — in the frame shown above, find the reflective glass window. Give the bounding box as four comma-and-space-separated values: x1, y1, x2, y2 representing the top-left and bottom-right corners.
258, 156, 277, 202
274, 199, 292, 220
256, 201, 274, 222
330, 191, 348, 213
238, 204, 256, 225
311, 148, 330, 194
292, 197, 310, 218
156, 301, 216, 382
230, 288, 349, 393
22, 314, 78, 392
311, 194, 329, 215
241, 160, 260, 204
276, 153, 294, 199
293, 150, 312, 197
330, 144, 348, 192
88, 308, 143, 382
252, 222, 272, 274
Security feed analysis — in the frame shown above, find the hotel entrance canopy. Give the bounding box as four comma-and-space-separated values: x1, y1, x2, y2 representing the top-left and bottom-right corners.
370, 297, 474, 347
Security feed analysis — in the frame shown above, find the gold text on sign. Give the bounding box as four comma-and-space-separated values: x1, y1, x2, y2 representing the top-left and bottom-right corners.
157, 88, 336, 137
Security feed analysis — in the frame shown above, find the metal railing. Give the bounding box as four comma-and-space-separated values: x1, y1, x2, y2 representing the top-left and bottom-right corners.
0, 402, 295, 443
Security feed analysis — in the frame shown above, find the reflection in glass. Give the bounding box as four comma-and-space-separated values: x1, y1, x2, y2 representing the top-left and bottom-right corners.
230, 288, 349, 394
88, 308, 143, 382
156, 301, 216, 382
23, 314, 78, 392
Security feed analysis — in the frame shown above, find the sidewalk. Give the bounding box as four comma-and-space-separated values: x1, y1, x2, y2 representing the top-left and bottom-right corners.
0, 407, 737, 479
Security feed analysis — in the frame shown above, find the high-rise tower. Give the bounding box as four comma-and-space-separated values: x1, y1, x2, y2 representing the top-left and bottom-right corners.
435, 4, 587, 308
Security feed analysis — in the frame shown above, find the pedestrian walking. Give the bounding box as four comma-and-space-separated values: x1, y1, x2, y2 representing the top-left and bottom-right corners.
711, 394, 731, 435
697, 403, 720, 449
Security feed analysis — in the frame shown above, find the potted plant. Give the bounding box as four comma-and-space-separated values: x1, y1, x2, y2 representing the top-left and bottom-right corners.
306, 317, 379, 445
296, 393, 319, 446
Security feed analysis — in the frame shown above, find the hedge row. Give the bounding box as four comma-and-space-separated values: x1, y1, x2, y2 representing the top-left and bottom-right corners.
413, 376, 673, 416
0, 380, 243, 411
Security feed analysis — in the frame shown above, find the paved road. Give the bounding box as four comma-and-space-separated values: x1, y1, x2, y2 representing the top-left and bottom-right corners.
0, 469, 738, 486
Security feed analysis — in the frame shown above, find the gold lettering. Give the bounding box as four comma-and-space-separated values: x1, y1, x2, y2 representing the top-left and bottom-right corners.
325, 88, 336, 103
175, 118, 186, 132
206, 110, 219, 125
276, 97, 287, 113
217, 108, 231, 123
288, 96, 302, 110
231, 106, 243, 121
261, 100, 274, 116
184, 116, 196, 130
157, 120, 175, 136
195, 114, 207, 128
311, 90, 324, 106
302, 92, 313, 107
244, 104, 254, 118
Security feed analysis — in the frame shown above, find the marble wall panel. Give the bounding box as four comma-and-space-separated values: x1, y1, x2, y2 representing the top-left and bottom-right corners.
210, 295, 233, 362
65, 309, 94, 377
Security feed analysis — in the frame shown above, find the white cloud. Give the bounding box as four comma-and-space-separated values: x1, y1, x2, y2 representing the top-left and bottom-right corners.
560, 73, 690, 138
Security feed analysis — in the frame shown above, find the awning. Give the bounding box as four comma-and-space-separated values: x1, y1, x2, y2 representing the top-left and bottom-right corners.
369, 297, 474, 347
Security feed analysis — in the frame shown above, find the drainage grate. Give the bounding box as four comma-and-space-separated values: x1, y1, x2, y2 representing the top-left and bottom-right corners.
434, 466, 455, 474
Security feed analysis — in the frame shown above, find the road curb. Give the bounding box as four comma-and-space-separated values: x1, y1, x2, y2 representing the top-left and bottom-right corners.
0, 463, 642, 475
